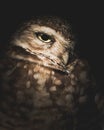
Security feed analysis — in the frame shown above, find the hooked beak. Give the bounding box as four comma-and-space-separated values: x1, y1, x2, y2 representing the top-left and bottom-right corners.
36, 52, 69, 74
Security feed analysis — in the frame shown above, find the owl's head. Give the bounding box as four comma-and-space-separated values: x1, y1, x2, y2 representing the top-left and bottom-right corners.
9, 16, 75, 73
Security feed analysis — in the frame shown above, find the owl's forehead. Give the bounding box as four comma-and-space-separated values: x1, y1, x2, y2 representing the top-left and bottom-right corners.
30, 25, 69, 42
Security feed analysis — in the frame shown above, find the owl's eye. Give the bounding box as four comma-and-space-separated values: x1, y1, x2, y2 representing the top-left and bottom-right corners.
35, 32, 55, 43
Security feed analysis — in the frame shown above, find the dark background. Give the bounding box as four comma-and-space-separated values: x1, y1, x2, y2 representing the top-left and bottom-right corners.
0, 1, 103, 88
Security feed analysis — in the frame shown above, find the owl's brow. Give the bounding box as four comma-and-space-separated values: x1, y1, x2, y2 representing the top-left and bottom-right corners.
31, 25, 68, 42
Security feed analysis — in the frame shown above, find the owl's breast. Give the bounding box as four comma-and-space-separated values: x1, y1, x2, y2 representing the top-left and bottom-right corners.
1, 59, 75, 107
0, 58, 78, 129
0, 57, 99, 130
2, 57, 89, 111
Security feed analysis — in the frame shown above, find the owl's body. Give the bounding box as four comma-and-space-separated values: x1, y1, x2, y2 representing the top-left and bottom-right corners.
0, 16, 103, 130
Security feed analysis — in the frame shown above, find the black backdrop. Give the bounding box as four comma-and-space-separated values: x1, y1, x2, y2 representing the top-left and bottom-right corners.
0, 1, 103, 88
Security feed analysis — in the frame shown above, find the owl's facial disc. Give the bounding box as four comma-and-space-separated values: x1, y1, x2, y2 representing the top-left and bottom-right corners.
31, 26, 70, 72
32, 25, 70, 65
11, 25, 72, 73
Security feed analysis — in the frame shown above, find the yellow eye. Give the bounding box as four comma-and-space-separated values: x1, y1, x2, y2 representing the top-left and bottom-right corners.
35, 32, 55, 43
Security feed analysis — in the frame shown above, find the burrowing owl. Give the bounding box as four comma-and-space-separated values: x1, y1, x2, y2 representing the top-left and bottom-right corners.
0, 16, 103, 130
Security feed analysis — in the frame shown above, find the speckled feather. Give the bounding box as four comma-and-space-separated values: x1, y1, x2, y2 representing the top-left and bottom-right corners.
0, 16, 103, 130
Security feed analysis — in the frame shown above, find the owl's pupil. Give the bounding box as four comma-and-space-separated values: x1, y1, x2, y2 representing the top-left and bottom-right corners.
41, 34, 50, 41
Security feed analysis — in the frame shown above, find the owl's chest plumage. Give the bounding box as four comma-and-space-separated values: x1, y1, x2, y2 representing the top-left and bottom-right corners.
1, 58, 77, 107
0, 56, 102, 130
0, 58, 79, 129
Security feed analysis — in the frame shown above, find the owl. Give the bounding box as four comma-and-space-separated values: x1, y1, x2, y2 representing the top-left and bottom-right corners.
0, 16, 103, 130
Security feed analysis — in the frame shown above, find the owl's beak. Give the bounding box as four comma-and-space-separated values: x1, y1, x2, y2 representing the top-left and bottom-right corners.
62, 51, 69, 65
9, 45, 69, 74
36, 52, 69, 74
